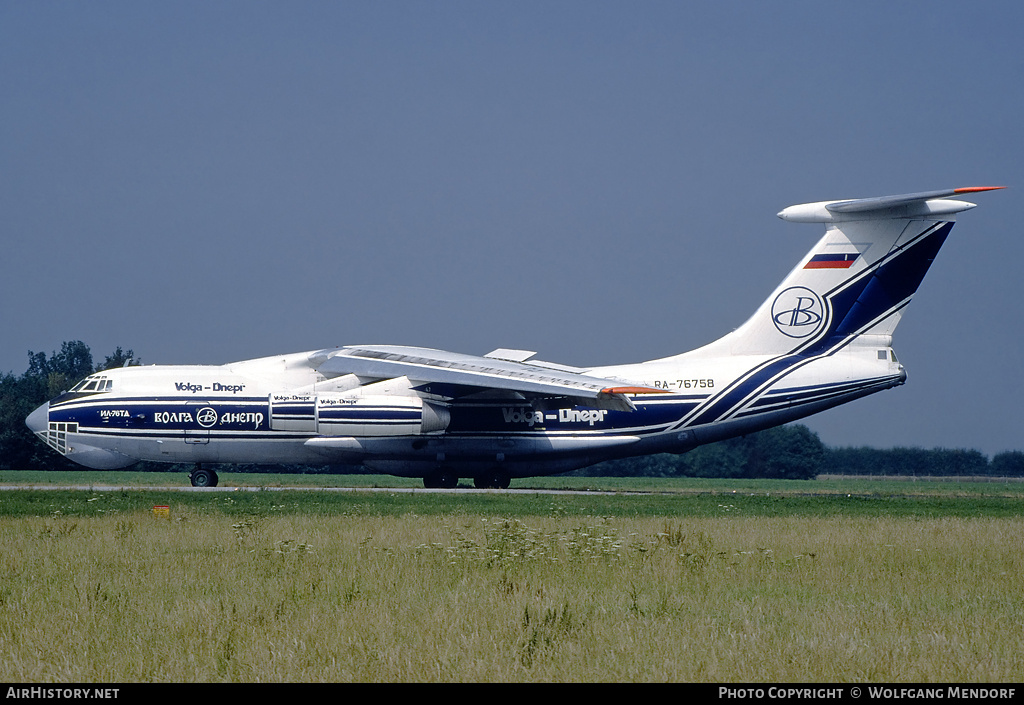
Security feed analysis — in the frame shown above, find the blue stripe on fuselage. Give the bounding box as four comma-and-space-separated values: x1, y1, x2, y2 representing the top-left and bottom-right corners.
829, 222, 951, 338
677, 222, 951, 428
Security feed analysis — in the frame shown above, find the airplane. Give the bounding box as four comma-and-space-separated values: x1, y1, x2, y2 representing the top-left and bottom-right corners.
26, 186, 1002, 489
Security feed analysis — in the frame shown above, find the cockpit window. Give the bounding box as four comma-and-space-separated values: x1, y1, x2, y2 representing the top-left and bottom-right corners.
70, 376, 112, 393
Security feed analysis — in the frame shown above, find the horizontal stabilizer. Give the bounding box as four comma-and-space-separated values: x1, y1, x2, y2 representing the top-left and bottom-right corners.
778, 186, 1004, 223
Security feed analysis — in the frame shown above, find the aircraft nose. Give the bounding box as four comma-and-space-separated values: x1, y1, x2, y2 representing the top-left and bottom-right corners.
26, 401, 50, 435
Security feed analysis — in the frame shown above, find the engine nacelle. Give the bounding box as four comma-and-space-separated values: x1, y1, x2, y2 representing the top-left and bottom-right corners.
315, 394, 450, 437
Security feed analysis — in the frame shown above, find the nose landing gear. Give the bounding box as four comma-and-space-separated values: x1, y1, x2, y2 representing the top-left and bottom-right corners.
189, 464, 219, 488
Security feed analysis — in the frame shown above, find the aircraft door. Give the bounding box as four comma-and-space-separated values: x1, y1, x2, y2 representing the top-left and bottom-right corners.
185, 402, 215, 444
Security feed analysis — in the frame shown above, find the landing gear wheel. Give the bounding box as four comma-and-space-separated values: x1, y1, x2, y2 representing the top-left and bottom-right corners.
190, 466, 219, 488
424, 469, 459, 489
474, 471, 511, 489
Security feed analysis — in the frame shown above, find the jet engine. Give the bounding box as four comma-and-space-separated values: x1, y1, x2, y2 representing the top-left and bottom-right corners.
315, 394, 450, 437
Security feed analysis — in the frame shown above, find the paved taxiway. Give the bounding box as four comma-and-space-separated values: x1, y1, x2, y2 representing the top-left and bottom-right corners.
0, 484, 633, 496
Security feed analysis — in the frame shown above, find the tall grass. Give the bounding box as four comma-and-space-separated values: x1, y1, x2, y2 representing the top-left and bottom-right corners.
6, 469, 1024, 498
1, 509, 1020, 682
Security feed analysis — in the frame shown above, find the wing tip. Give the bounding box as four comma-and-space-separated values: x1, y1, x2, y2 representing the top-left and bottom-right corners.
953, 186, 1006, 194
601, 386, 664, 395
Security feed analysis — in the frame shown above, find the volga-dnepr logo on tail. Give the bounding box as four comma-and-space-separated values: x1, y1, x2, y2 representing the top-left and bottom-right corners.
771, 287, 825, 338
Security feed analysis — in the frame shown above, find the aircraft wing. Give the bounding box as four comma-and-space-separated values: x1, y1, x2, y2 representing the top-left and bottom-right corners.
312, 345, 659, 411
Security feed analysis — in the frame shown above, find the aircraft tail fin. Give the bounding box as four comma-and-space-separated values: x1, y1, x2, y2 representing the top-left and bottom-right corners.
685, 187, 1003, 359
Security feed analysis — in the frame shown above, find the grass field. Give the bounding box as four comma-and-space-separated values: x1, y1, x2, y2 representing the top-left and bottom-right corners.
0, 471, 1021, 682
4, 468, 1024, 497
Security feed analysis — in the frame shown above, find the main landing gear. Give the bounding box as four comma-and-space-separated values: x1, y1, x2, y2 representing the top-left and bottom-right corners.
189, 464, 219, 488
474, 470, 511, 490
422, 468, 511, 490
423, 469, 458, 489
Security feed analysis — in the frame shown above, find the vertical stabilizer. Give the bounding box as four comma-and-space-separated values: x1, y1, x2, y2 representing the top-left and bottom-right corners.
679, 187, 1002, 360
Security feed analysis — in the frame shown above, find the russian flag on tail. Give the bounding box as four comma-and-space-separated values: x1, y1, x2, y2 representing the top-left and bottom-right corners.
804, 253, 859, 269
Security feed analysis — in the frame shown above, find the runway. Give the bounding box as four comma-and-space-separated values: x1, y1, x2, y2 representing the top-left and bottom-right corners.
0, 483, 634, 496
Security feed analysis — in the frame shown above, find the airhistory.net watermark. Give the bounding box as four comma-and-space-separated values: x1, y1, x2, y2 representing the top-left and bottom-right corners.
6, 688, 118, 700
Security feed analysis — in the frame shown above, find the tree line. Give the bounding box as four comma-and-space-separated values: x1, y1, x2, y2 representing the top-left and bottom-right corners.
0, 341, 137, 471
2, 341, 1021, 479
820, 446, 1024, 478
582, 438, 1024, 480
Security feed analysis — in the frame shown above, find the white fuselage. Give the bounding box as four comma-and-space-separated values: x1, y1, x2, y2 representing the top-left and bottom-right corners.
32, 341, 903, 477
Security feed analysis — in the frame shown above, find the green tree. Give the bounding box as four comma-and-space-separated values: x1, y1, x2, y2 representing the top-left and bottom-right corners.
26, 340, 95, 398
741, 424, 824, 480
577, 424, 826, 479
682, 440, 748, 478
0, 341, 140, 470
991, 451, 1024, 478
98, 347, 139, 371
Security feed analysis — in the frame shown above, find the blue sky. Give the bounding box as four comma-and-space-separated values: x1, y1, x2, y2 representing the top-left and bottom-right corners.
2, 1, 1021, 455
